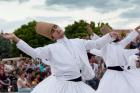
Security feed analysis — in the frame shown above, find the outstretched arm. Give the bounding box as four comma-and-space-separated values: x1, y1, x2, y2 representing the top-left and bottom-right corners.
2, 33, 49, 60
118, 25, 140, 48
90, 49, 102, 57
84, 32, 118, 50
124, 49, 139, 57
16, 40, 46, 59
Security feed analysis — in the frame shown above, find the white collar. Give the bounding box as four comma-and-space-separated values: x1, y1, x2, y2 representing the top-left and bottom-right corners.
57, 36, 69, 43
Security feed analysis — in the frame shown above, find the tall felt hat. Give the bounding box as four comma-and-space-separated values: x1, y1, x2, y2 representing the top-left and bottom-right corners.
86, 24, 93, 35
35, 22, 55, 40
100, 25, 113, 35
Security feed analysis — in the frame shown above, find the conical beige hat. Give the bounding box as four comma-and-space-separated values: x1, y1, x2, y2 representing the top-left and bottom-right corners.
100, 25, 113, 35
35, 22, 55, 40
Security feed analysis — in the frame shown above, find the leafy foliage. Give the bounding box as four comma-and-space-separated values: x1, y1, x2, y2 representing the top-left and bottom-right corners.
0, 36, 11, 59
65, 20, 110, 39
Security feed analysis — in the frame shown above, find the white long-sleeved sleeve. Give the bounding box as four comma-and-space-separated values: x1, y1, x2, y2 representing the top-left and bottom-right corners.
118, 30, 139, 48
90, 33, 100, 40
124, 49, 139, 57
84, 33, 114, 50
90, 49, 102, 57
16, 40, 50, 60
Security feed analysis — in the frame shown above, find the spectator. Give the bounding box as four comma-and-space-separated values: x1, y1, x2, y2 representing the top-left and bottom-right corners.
0, 70, 10, 92
17, 71, 32, 92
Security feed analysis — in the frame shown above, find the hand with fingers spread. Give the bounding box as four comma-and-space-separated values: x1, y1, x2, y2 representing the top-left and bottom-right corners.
109, 31, 119, 40
135, 25, 140, 33
2, 33, 20, 43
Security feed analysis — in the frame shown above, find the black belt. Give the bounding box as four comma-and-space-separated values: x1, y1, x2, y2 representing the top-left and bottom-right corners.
68, 77, 82, 82
107, 66, 124, 71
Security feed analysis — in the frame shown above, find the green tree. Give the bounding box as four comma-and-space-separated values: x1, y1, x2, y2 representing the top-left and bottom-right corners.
65, 20, 111, 39
0, 36, 12, 58
65, 20, 89, 39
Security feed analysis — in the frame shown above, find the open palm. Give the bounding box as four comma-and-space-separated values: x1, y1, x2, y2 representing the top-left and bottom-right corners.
135, 25, 140, 31
2, 33, 15, 40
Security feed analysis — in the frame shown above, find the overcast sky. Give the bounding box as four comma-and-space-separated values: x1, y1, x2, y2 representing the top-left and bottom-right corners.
0, 0, 139, 32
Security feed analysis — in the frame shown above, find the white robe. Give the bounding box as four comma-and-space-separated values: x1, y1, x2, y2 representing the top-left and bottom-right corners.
124, 49, 139, 67
16, 34, 114, 93
128, 54, 139, 67
90, 31, 140, 93
90, 47, 139, 67
90, 33, 100, 40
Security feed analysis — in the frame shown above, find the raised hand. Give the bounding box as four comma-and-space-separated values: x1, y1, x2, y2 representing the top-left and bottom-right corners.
109, 32, 119, 40
2, 33, 20, 43
135, 25, 140, 32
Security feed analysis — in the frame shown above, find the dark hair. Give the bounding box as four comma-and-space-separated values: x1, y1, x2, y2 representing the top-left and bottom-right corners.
26, 68, 33, 74
136, 53, 140, 56
87, 52, 95, 59
18, 70, 25, 77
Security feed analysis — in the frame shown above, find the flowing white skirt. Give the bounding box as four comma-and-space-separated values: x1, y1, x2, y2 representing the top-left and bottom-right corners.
31, 75, 95, 93
96, 69, 140, 93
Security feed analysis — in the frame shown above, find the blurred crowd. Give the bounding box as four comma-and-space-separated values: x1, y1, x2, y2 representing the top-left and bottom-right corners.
0, 58, 51, 92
